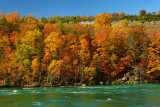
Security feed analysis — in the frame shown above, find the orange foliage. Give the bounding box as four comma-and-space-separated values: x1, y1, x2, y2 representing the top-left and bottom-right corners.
43, 23, 62, 38
9, 31, 19, 43
6, 11, 20, 24
95, 26, 111, 47
119, 12, 125, 17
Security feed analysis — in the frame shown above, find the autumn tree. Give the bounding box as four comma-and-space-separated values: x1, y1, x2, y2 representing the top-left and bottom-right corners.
157, 11, 160, 15
6, 11, 20, 24
41, 17, 48, 24
44, 31, 64, 84
0, 10, 5, 19
146, 29, 160, 80
112, 19, 129, 32
31, 58, 40, 82
94, 13, 113, 30
112, 12, 119, 18
119, 12, 125, 18
15, 29, 43, 85
20, 16, 39, 32
43, 23, 62, 38
2, 11, 160, 86
139, 10, 146, 16
0, 36, 10, 85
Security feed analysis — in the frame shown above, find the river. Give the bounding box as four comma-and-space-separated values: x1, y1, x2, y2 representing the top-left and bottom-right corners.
0, 84, 160, 107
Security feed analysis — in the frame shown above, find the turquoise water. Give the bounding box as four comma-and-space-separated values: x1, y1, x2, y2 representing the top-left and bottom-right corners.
0, 84, 160, 107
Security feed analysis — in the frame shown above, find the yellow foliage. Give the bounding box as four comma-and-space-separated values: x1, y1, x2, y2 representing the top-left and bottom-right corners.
94, 13, 112, 30
44, 32, 63, 54
48, 59, 63, 79
84, 67, 96, 80
112, 19, 129, 32
21, 29, 42, 46
20, 17, 39, 32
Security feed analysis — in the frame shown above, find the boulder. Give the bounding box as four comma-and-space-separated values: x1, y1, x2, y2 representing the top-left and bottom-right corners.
111, 82, 115, 85
106, 81, 111, 85
74, 83, 81, 86
126, 81, 130, 84
133, 81, 139, 84
144, 80, 148, 84
150, 21, 155, 26
99, 81, 103, 85
81, 84, 86, 87
122, 77, 127, 81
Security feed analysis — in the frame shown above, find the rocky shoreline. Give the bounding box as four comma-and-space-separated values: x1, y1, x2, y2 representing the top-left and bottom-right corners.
0, 81, 159, 88
0, 72, 159, 88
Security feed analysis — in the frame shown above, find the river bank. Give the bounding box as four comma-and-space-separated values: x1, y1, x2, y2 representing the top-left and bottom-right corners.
0, 80, 159, 88
0, 70, 159, 88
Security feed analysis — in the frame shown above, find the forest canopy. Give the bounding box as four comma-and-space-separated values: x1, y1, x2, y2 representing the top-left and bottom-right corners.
0, 10, 160, 86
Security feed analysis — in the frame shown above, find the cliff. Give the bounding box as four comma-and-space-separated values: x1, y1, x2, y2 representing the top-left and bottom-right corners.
80, 20, 160, 28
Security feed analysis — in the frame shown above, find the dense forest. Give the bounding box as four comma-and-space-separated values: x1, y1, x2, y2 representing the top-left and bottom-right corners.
1, 10, 160, 86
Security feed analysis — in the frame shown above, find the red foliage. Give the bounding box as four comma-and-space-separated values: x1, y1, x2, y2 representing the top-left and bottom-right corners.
43, 55, 50, 66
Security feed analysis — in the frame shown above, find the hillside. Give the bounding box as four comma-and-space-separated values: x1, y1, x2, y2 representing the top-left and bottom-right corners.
0, 11, 160, 86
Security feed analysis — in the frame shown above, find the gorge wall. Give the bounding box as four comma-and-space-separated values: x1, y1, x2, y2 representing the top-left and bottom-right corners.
80, 20, 160, 28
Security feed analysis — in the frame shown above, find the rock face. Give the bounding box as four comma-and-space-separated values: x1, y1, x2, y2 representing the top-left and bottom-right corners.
80, 20, 160, 28
110, 71, 149, 85
128, 20, 160, 28
79, 21, 95, 25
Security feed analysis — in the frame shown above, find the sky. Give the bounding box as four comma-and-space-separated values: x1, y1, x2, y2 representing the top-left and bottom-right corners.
1, 0, 160, 18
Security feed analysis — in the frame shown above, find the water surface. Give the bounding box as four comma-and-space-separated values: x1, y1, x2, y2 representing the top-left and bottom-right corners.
0, 84, 160, 107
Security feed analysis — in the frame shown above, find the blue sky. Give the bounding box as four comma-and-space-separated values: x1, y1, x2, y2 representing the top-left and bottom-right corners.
1, 0, 160, 18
